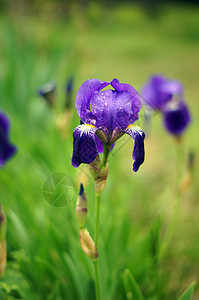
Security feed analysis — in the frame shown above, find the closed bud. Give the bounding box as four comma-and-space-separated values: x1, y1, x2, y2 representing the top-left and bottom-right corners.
37, 82, 56, 106
80, 228, 98, 259
76, 184, 88, 228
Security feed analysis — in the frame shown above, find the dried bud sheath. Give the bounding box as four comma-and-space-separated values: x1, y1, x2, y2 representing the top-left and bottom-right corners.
80, 228, 98, 259
76, 184, 88, 228
89, 155, 109, 196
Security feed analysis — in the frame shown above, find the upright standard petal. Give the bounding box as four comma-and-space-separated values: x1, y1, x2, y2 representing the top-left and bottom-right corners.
124, 125, 145, 172
0, 111, 17, 167
72, 124, 99, 168
141, 75, 173, 110
75, 79, 110, 122
111, 78, 142, 122
163, 101, 191, 135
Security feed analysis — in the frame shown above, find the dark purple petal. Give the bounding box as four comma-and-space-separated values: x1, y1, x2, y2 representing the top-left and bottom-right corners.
124, 125, 145, 172
163, 101, 191, 135
0, 111, 17, 167
111, 78, 142, 121
141, 75, 174, 110
72, 124, 99, 167
75, 79, 110, 122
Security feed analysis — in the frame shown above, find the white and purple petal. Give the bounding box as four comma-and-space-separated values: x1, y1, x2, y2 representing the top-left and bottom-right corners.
72, 124, 99, 167
124, 125, 145, 172
0, 111, 17, 167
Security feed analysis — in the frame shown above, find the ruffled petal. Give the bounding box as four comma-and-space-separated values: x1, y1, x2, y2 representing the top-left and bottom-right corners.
75, 79, 110, 122
141, 75, 173, 110
111, 78, 142, 122
124, 125, 145, 172
0, 111, 17, 167
90, 88, 140, 131
72, 124, 99, 167
163, 101, 191, 135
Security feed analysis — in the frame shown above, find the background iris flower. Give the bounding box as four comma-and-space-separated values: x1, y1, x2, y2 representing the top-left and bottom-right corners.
0, 111, 17, 168
141, 75, 191, 136
72, 78, 145, 172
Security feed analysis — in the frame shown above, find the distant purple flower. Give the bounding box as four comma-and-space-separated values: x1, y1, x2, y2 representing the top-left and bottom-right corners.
0, 111, 17, 168
72, 78, 145, 172
141, 75, 191, 136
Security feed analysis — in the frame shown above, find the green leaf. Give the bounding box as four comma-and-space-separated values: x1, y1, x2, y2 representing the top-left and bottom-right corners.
122, 269, 144, 300
178, 282, 195, 300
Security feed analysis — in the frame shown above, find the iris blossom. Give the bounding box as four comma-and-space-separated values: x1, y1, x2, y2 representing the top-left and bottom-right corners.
141, 75, 191, 136
0, 111, 17, 168
72, 78, 145, 172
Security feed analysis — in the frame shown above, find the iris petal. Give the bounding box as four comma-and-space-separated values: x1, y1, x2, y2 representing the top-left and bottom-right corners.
111, 78, 142, 122
0, 111, 17, 167
72, 124, 99, 167
163, 101, 191, 135
75, 79, 110, 122
124, 125, 145, 172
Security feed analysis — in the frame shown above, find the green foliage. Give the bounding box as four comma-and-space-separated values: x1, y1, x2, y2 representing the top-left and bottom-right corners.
178, 282, 195, 300
0, 3, 198, 300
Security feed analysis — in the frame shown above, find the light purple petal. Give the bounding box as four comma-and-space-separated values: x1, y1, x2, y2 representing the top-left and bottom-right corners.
75, 79, 110, 122
141, 75, 173, 110
90, 88, 139, 130
111, 78, 142, 121
161, 80, 183, 96
124, 125, 145, 172
72, 124, 99, 167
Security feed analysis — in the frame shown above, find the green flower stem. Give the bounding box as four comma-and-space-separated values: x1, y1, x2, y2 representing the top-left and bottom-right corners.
95, 194, 101, 249
93, 259, 101, 300
101, 145, 111, 169
93, 193, 102, 300
160, 139, 184, 259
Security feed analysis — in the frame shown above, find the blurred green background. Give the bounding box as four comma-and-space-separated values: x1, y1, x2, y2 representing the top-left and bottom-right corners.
0, 1, 199, 299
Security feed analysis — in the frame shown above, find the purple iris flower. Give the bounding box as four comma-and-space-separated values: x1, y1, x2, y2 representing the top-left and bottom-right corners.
72, 78, 145, 172
0, 111, 17, 168
141, 75, 191, 136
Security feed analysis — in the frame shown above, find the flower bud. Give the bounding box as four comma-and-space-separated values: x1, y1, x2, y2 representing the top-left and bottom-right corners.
76, 184, 88, 228
37, 82, 56, 106
80, 228, 98, 259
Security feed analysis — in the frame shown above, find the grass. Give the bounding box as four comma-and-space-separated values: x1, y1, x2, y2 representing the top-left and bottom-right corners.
0, 2, 199, 299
